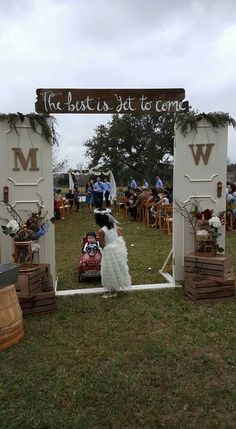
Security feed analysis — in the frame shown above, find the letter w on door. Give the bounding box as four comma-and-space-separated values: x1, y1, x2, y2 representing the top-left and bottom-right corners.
12, 148, 39, 171
189, 144, 214, 165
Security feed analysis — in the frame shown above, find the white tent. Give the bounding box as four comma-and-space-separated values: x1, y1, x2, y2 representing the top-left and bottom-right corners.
68, 169, 117, 202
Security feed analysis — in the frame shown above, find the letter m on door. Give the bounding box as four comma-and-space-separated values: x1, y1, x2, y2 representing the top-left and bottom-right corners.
12, 148, 39, 171
189, 144, 214, 165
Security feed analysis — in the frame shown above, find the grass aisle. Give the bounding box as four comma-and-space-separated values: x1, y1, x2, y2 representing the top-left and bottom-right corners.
0, 208, 236, 428
56, 205, 172, 289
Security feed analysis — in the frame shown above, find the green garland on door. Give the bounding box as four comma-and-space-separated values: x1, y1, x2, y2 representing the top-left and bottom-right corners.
0, 112, 59, 145
1, 110, 234, 143
176, 111, 236, 136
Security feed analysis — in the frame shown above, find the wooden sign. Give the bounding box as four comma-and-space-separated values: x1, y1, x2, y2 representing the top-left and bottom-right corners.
35, 88, 188, 114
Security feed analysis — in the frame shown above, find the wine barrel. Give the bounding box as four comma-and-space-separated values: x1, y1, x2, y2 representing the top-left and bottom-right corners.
0, 284, 24, 350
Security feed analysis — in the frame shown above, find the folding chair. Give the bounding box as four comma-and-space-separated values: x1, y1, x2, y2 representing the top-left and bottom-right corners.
155, 204, 173, 233
163, 204, 173, 235
145, 202, 154, 226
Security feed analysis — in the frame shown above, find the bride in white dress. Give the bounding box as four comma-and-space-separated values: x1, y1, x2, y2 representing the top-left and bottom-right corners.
94, 208, 131, 298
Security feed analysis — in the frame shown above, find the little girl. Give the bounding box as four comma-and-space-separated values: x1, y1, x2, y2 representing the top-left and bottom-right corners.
94, 208, 131, 298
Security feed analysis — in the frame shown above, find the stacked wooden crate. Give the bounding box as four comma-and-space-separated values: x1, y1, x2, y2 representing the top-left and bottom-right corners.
184, 254, 235, 302
15, 264, 56, 316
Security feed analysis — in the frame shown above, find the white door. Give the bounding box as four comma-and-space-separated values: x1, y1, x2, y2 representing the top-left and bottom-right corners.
173, 119, 227, 281
0, 118, 56, 282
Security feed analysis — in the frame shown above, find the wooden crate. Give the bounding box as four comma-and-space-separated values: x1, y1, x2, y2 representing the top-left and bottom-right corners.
184, 254, 233, 279
184, 274, 235, 302
15, 264, 53, 299
19, 291, 56, 316
15, 266, 46, 299
41, 264, 54, 292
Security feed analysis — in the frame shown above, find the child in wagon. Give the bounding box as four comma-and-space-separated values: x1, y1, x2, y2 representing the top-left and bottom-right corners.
82, 232, 102, 255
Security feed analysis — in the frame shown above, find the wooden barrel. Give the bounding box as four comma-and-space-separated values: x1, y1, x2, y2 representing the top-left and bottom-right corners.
0, 284, 24, 350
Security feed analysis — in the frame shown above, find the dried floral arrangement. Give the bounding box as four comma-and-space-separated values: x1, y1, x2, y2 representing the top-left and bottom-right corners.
175, 198, 225, 255
0, 196, 50, 242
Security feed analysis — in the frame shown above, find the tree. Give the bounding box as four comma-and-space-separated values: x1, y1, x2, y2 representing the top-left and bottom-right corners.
52, 145, 69, 174
227, 160, 236, 172
84, 113, 175, 185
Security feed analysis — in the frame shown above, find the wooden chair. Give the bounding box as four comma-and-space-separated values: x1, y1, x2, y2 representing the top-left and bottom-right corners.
157, 205, 166, 231
140, 201, 147, 223
136, 204, 142, 222
67, 198, 75, 213
155, 204, 173, 234
115, 196, 129, 215
136, 200, 148, 222
140, 200, 148, 223
163, 204, 173, 235
56, 199, 65, 219
145, 202, 154, 226
153, 204, 162, 229
64, 199, 70, 216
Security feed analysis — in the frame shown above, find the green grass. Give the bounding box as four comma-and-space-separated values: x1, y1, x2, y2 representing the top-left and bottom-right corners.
0, 207, 236, 429
56, 204, 172, 289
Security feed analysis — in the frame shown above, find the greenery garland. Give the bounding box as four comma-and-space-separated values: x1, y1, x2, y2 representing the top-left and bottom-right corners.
1, 111, 234, 144
0, 112, 59, 145
175, 111, 236, 136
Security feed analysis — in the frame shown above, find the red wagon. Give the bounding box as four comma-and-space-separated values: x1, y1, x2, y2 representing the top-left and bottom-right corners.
78, 236, 101, 282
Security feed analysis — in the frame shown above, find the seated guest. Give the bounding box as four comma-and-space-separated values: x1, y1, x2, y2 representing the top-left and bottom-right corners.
146, 188, 160, 223
66, 189, 75, 212
226, 184, 235, 204
157, 190, 170, 206
124, 187, 134, 206
54, 197, 60, 220
129, 188, 149, 221
147, 187, 160, 204
54, 189, 65, 219
54, 189, 63, 200
150, 190, 170, 225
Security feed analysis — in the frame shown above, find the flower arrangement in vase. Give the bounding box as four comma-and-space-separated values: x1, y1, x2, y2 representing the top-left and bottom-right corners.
175, 198, 225, 256
0, 198, 50, 270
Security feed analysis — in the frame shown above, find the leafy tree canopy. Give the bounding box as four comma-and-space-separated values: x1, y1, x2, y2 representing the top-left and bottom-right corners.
84, 113, 175, 185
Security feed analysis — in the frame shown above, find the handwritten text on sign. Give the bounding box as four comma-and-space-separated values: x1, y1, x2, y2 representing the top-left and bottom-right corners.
35, 89, 188, 114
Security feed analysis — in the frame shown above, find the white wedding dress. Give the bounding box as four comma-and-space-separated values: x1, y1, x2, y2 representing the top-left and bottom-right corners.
101, 226, 131, 291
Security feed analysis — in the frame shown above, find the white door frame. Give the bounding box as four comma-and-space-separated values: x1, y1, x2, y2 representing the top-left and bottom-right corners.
56, 120, 228, 297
